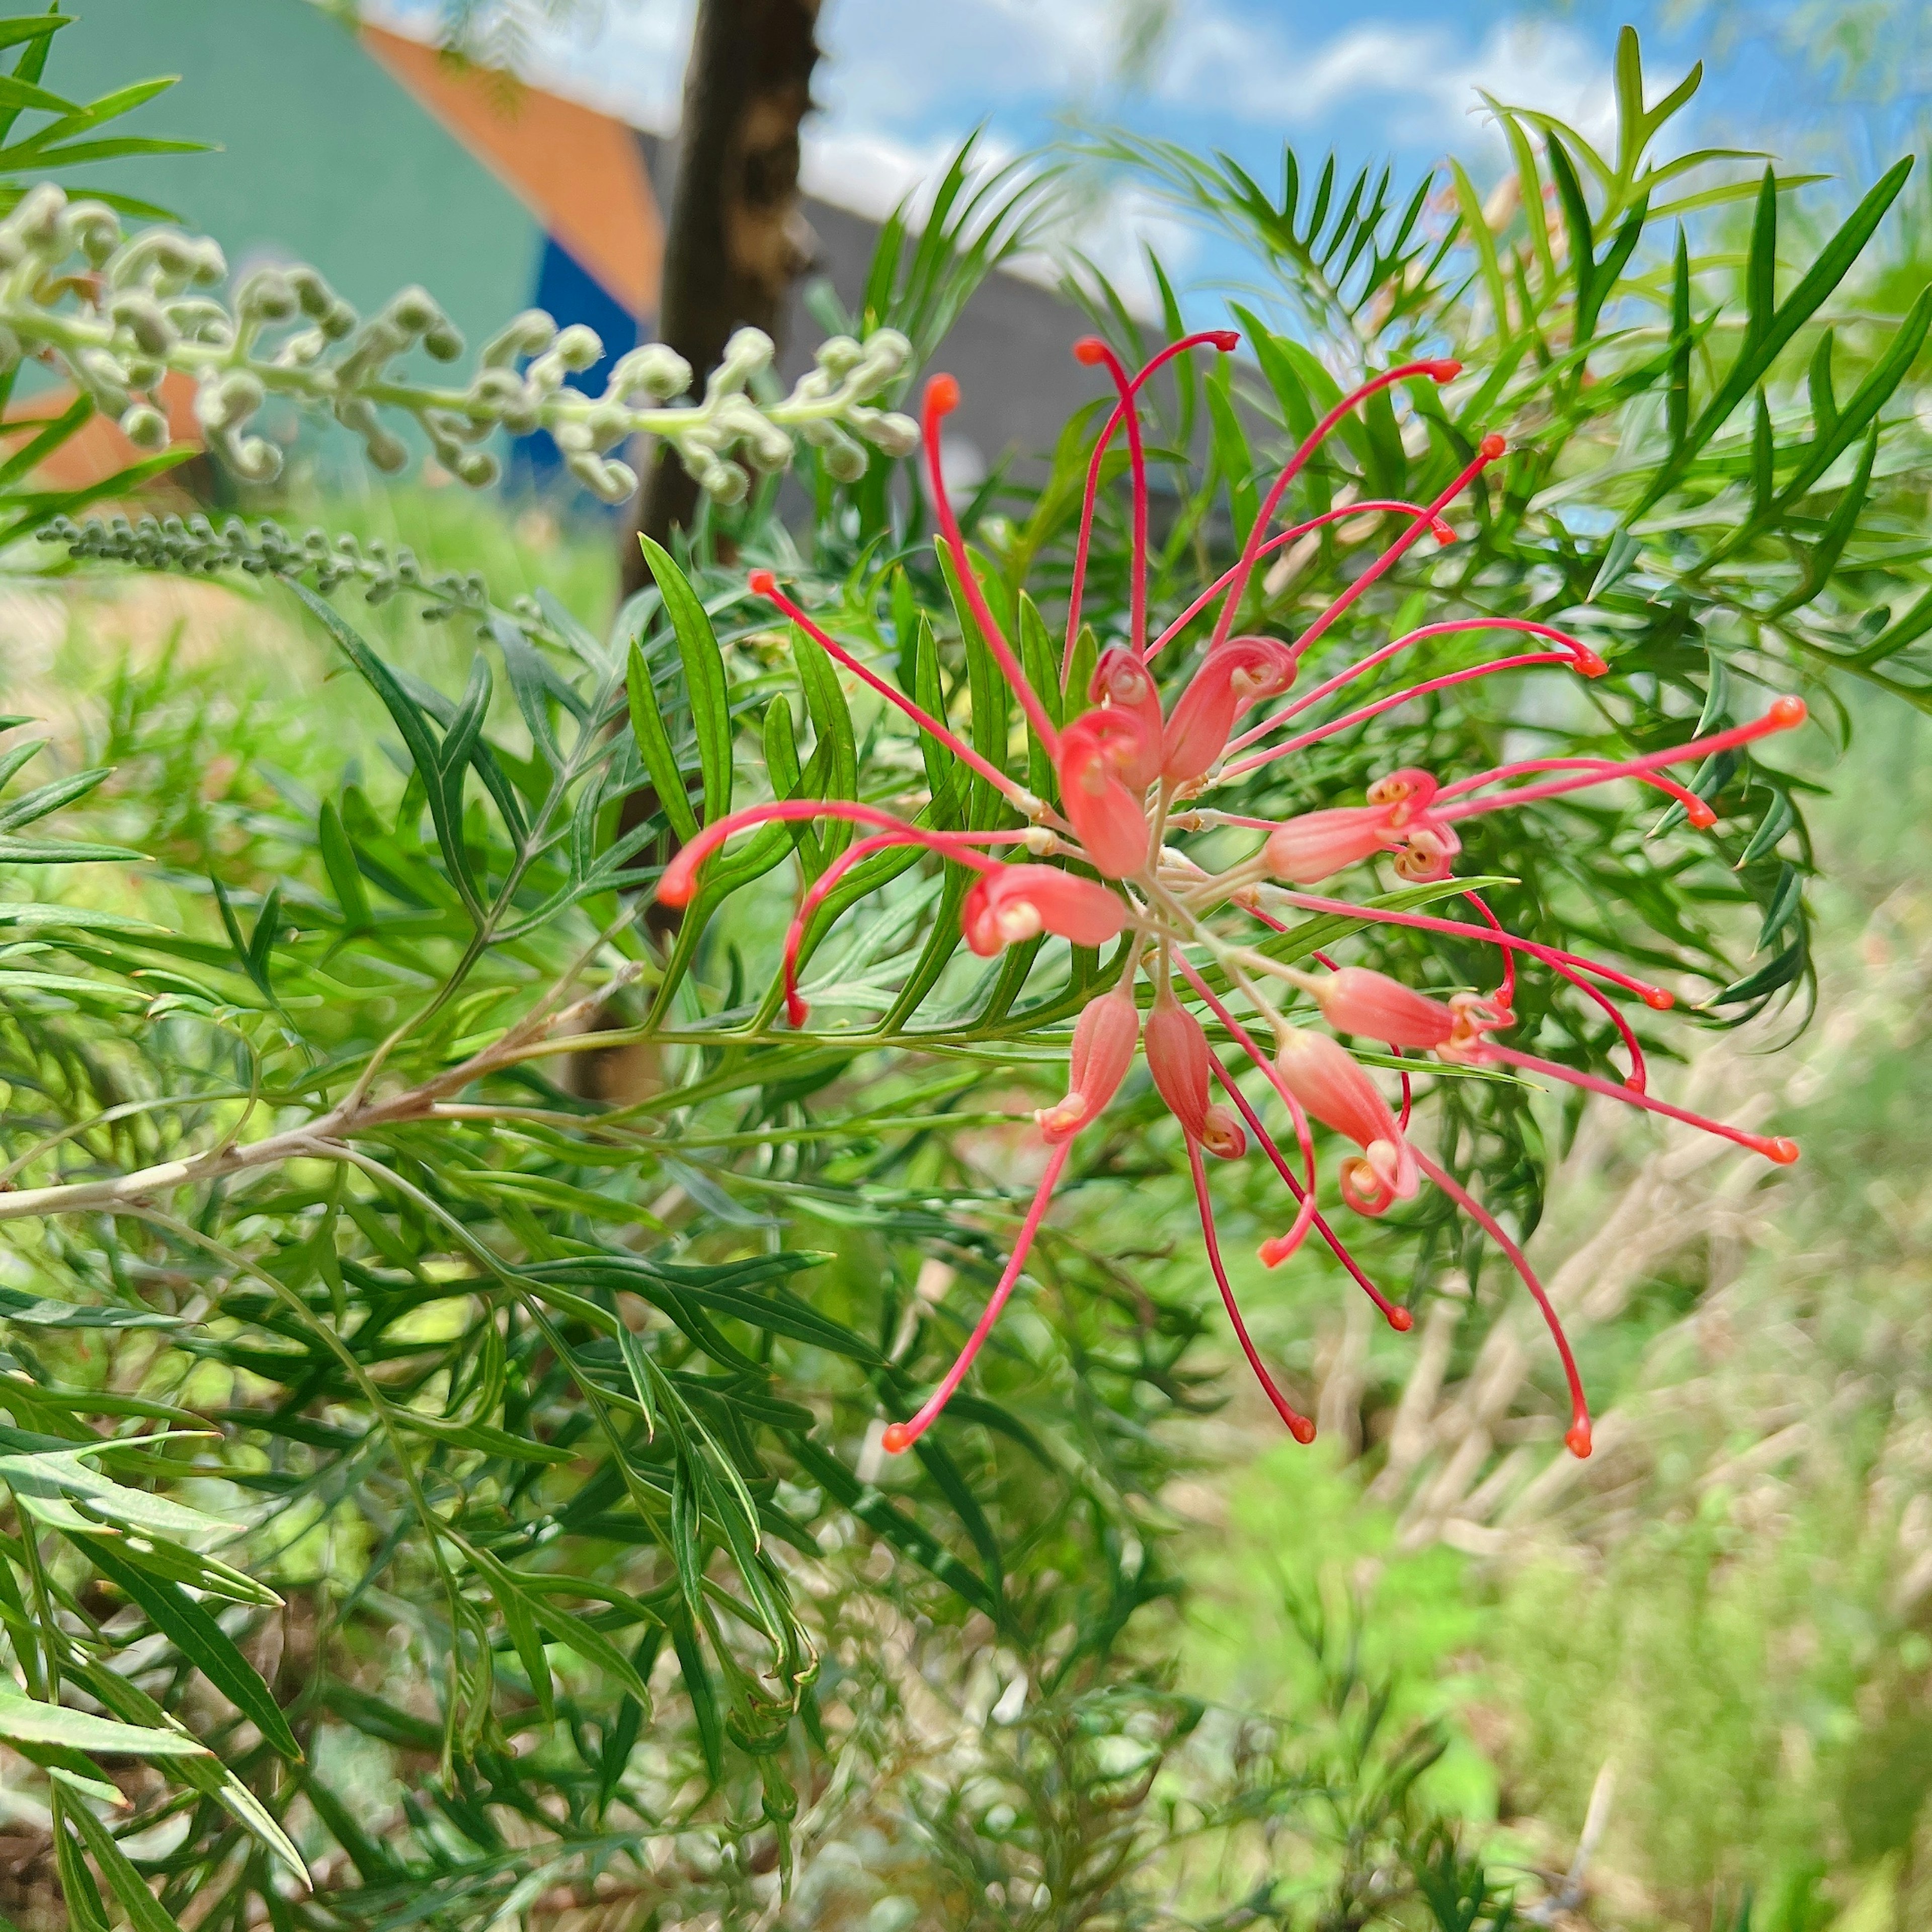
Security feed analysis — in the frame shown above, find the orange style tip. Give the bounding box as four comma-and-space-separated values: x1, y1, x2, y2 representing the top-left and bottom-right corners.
924, 372, 960, 414
1769, 694, 1807, 729
1427, 359, 1463, 381
1387, 1306, 1414, 1333
1258, 1237, 1292, 1269
1756, 1135, 1801, 1165
1575, 650, 1608, 678
1289, 1417, 1317, 1445
1072, 337, 1108, 365
1479, 432, 1508, 460
1640, 987, 1674, 1011
1624, 1076, 1647, 1095
784, 993, 810, 1028
880, 1422, 913, 1455
1207, 329, 1240, 352
747, 567, 778, 597
1688, 802, 1718, 829
657, 876, 694, 909
1564, 1422, 1594, 1459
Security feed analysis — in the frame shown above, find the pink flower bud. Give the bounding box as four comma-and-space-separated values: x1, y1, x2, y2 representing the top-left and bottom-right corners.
1037, 990, 1140, 1141
1312, 967, 1457, 1049
1145, 995, 1247, 1159
1263, 806, 1398, 884
1274, 1028, 1416, 1211
1090, 648, 1165, 790
1162, 635, 1297, 783
1058, 709, 1153, 878
961, 864, 1131, 957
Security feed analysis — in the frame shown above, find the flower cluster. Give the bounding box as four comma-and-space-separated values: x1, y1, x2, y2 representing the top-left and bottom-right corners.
659, 335, 1806, 1461
0, 184, 918, 500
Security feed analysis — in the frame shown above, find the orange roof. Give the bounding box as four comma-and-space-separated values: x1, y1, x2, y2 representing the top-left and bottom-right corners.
361, 23, 662, 320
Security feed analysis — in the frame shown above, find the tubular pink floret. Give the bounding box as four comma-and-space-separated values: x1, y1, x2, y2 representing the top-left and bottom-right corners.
1263, 807, 1404, 884
922, 375, 1061, 758
1057, 710, 1155, 878
1146, 993, 1246, 1158
961, 863, 1134, 957
1273, 890, 1677, 1008
748, 569, 1034, 809
1435, 699, 1808, 823
1274, 1028, 1418, 1215
1066, 329, 1240, 680
660, 799, 1005, 908
1168, 957, 1321, 1273
1074, 338, 1152, 660
1210, 361, 1464, 653
1187, 1140, 1316, 1442
1162, 635, 1298, 783
882, 1141, 1073, 1454
1311, 967, 1457, 1049
1437, 755, 1714, 826
1145, 501, 1458, 664
1479, 1044, 1800, 1163
781, 827, 1036, 1025
1228, 618, 1607, 759
1223, 651, 1579, 781
1091, 648, 1166, 791
1415, 1149, 1592, 1457
1209, 1057, 1411, 1329
1038, 989, 1141, 1142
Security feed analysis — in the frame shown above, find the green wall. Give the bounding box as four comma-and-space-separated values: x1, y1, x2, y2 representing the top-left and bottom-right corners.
45, 0, 541, 355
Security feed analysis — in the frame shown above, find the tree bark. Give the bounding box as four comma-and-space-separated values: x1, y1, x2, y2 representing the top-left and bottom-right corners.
620, 0, 822, 596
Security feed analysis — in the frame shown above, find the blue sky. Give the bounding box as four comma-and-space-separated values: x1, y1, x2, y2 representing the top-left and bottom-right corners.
376, 0, 1904, 307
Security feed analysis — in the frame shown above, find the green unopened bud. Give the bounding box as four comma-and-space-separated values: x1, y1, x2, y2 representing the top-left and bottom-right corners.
815, 334, 864, 376
819, 428, 867, 482
859, 410, 920, 458
109, 290, 177, 356
236, 269, 297, 325
551, 323, 603, 372
607, 342, 691, 401
119, 403, 169, 451
481, 309, 555, 367
68, 200, 121, 265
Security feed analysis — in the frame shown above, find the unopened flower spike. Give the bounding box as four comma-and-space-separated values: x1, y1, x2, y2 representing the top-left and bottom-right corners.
675, 351, 1808, 1462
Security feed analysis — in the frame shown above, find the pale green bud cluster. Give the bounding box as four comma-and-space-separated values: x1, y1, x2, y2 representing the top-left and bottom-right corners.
2, 185, 922, 501
45, 512, 496, 623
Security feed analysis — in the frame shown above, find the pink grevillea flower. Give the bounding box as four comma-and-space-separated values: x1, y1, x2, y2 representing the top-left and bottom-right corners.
961, 864, 1131, 957
659, 334, 1813, 1466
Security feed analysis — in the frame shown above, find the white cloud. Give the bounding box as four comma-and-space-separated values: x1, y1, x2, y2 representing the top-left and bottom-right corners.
1156, 12, 1617, 154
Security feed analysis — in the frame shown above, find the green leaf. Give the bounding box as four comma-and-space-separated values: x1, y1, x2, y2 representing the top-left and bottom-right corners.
82, 1541, 301, 1760
0, 1286, 177, 1330
0, 1438, 233, 1543
0, 1682, 210, 1758
391, 1410, 577, 1465
1634, 155, 1914, 514
626, 637, 700, 844
52, 1800, 110, 1932
317, 798, 372, 928
1738, 788, 1795, 865
637, 536, 732, 824
64, 1790, 188, 1932
1755, 860, 1803, 953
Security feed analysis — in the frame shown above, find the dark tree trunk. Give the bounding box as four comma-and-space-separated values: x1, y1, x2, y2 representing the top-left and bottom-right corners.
620, 0, 822, 596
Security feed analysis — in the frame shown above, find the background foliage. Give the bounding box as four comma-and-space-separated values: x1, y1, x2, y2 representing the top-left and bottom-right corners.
0, 15, 1926, 1932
